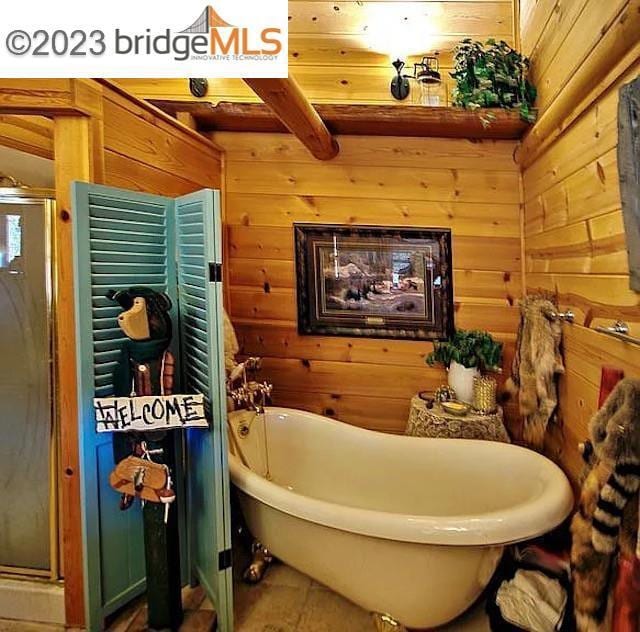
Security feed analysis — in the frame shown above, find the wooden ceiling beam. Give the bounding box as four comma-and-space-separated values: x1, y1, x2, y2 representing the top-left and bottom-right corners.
243, 77, 339, 160
152, 100, 531, 140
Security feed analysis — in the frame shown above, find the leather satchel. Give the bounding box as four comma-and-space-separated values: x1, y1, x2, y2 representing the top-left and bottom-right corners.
109, 455, 168, 503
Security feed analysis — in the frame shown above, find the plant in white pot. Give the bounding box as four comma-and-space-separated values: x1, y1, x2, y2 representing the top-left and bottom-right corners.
426, 329, 503, 404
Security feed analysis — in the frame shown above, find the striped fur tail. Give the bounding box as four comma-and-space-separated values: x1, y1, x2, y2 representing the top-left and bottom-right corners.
592, 459, 640, 554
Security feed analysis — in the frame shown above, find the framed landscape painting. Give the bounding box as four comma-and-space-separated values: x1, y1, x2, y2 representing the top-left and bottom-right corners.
294, 224, 454, 340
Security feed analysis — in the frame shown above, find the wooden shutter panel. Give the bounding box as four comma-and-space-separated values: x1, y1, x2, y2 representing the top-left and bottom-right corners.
175, 189, 233, 632
73, 183, 175, 628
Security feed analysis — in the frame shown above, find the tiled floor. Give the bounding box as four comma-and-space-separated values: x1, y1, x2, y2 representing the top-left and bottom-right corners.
0, 623, 75, 632
0, 563, 491, 631
233, 561, 491, 632
0, 585, 216, 632
103, 585, 217, 632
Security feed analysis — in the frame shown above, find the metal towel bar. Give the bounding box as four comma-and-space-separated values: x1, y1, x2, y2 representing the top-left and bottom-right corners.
594, 321, 640, 346
544, 309, 575, 323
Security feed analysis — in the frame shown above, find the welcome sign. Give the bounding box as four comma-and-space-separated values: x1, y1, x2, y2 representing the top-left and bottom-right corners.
94, 394, 208, 433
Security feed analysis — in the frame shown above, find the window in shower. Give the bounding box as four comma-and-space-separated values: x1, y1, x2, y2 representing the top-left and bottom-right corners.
0, 195, 55, 575
6, 214, 22, 267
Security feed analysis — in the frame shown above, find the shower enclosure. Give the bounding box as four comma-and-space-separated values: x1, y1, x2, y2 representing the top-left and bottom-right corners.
0, 186, 58, 578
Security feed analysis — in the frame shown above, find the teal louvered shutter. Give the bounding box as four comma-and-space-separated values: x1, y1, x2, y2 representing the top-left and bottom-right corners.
175, 189, 233, 632
73, 183, 177, 629
74, 184, 232, 630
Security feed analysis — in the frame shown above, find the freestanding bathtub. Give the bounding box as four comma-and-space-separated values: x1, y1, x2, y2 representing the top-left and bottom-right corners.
228, 407, 573, 629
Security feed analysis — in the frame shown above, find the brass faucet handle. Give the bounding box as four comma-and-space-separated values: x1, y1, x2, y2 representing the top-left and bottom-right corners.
227, 376, 273, 412
229, 384, 249, 404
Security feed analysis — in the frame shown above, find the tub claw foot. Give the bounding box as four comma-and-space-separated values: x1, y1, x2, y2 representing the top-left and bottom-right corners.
242, 540, 273, 584
372, 613, 407, 632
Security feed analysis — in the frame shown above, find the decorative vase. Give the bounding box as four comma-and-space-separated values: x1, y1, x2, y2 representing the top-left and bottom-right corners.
447, 361, 480, 404
473, 376, 497, 414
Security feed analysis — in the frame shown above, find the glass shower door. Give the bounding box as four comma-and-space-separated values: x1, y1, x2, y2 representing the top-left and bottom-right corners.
0, 193, 54, 574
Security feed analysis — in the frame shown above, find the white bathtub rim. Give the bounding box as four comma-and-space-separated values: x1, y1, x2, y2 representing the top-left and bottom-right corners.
228, 447, 573, 547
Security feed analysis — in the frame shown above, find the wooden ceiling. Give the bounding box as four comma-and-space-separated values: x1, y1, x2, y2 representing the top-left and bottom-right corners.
117, 0, 515, 107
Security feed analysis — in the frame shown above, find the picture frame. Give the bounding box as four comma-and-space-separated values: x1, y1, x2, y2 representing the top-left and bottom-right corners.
294, 223, 454, 340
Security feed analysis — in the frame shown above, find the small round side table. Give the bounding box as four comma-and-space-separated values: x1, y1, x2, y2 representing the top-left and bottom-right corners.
405, 395, 511, 443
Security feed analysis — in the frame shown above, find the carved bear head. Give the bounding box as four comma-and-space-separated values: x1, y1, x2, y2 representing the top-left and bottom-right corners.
107, 286, 172, 342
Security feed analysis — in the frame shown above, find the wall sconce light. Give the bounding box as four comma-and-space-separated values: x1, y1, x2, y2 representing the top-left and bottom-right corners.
390, 59, 410, 101
414, 54, 442, 105
390, 54, 442, 105
189, 78, 209, 98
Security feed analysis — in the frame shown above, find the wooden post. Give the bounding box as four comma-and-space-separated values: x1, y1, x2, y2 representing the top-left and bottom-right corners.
243, 76, 339, 160
54, 115, 93, 628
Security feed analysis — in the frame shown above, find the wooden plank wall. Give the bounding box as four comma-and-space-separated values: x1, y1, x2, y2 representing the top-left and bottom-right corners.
215, 131, 522, 433
101, 85, 222, 194
519, 0, 640, 484
116, 0, 514, 106
0, 90, 222, 193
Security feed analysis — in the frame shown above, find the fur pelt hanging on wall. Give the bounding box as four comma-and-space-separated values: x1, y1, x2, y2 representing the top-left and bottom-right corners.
507, 295, 565, 450
571, 378, 640, 632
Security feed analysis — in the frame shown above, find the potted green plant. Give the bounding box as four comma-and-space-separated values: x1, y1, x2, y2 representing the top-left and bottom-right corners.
450, 38, 537, 124
426, 329, 503, 404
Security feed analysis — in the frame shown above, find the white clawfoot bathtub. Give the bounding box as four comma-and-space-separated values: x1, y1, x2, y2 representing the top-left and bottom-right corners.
228, 407, 573, 630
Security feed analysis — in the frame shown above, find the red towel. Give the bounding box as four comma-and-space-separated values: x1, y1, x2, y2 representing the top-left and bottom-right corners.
612, 556, 640, 632
598, 366, 624, 407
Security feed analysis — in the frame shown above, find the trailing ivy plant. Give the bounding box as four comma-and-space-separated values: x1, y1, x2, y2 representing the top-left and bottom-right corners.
451, 38, 537, 124
426, 329, 503, 372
